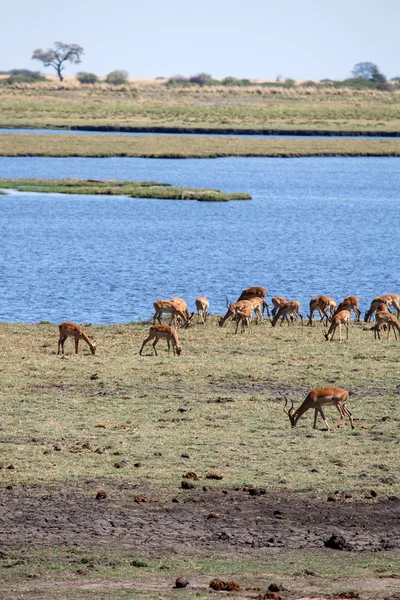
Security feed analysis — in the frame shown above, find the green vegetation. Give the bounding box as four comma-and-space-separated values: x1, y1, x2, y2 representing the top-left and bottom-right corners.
76, 71, 99, 84
0, 133, 399, 158
105, 69, 129, 85
0, 80, 400, 132
0, 178, 251, 201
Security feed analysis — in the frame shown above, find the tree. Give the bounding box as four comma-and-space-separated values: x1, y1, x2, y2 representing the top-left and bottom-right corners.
351, 62, 377, 79
32, 42, 84, 81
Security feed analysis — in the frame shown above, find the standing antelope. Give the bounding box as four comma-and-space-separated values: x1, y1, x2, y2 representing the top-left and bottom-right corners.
308, 295, 332, 326
237, 287, 270, 317
57, 322, 96, 355
234, 304, 253, 334
324, 310, 350, 342
271, 300, 303, 327
140, 324, 182, 356
333, 296, 361, 321
195, 296, 209, 324
364, 296, 390, 322
372, 311, 400, 340
153, 300, 193, 328
283, 388, 354, 431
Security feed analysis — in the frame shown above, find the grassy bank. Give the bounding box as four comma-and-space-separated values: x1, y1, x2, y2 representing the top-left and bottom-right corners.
1, 81, 400, 132
1, 318, 399, 495
0, 178, 251, 201
0, 132, 400, 157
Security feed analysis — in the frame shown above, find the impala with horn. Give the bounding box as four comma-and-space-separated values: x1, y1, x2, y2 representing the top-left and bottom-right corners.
283, 388, 354, 431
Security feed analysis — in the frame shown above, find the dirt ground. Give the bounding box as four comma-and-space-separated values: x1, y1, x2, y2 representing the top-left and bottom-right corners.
1, 483, 399, 554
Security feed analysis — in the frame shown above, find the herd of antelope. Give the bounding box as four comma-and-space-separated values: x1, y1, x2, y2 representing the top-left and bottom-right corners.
56, 287, 400, 430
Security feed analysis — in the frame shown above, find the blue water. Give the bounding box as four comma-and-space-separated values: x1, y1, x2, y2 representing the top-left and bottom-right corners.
0, 156, 399, 323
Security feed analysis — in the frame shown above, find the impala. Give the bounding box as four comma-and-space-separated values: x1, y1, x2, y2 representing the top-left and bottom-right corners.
333, 296, 361, 321
372, 311, 400, 341
364, 296, 390, 322
271, 296, 288, 317
140, 324, 182, 356
308, 295, 332, 326
195, 296, 209, 324
271, 300, 303, 327
234, 304, 253, 334
283, 387, 354, 431
170, 297, 194, 327
57, 322, 96, 355
324, 309, 350, 342
218, 300, 253, 327
153, 299, 193, 328
237, 286, 267, 301
385, 294, 400, 317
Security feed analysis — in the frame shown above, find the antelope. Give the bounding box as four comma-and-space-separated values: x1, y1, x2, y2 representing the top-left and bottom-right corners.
283, 388, 354, 431
308, 295, 332, 326
153, 300, 193, 328
372, 311, 400, 341
234, 304, 253, 334
324, 310, 350, 342
170, 297, 194, 328
218, 300, 253, 327
195, 296, 209, 324
57, 322, 96, 355
333, 296, 361, 321
271, 296, 288, 318
139, 324, 182, 356
384, 294, 400, 317
271, 300, 303, 327
325, 297, 337, 316
364, 296, 390, 322
237, 287, 270, 317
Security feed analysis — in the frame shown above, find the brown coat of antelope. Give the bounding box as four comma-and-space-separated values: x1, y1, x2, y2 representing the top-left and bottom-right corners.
333, 295, 361, 321
153, 300, 192, 328
57, 322, 96, 355
364, 296, 390, 322
271, 296, 288, 318
195, 296, 209, 324
308, 295, 334, 326
271, 300, 303, 327
140, 324, 182, 356
237, 286, 270, 317
234, 304, 253, 334
218, 300, 253, 327
324, 309, 350, 342
283, 387, 354, 431
170, 297, 194, 328
372, 311, 400, 340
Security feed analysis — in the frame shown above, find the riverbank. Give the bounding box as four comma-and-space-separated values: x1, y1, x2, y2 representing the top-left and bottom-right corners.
0, 133, 399, 157
0, 178, 251, 201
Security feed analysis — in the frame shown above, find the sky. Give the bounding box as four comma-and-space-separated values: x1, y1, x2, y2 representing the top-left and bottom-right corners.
2, 0, 400, 80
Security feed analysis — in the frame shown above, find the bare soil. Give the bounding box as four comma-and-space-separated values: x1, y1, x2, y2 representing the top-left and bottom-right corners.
1, 483, 399, 555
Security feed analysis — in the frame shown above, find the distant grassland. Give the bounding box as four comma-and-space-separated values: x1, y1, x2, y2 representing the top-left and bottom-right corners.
1, 319, 399, 497
1, 80, 400, 132
0, 178, 251, 201
0, 132, 399, 157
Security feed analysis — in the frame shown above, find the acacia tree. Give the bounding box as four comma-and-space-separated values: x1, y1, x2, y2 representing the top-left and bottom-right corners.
351, 62, 377, 79
32, 42, 84, 81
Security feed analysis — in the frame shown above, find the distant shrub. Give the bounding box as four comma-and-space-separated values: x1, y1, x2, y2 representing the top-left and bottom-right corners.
76, 71, 98, 84
221, 77, 252, 87
5, 69, 46, 84
188, 72, 217, 86
334, 77, 376, 90
300, 80, 318, 87
283, 78, 296, 88
105, 69, 129, 85
165, 75, 190, 86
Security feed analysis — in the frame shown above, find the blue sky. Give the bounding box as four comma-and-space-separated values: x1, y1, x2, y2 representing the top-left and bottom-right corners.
3, 0, 399, 80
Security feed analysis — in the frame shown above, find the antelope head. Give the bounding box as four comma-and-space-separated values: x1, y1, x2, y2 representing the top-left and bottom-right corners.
182, 312, 195, 329
176, 345, 182, 356
89, 340, 97, 355
283, 397, 296, 427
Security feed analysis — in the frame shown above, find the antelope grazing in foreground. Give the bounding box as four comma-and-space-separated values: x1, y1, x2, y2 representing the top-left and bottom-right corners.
57, 322, 96, 355
234, 304, 253, 333
153, 299, 193, 328
271, 300, 303, 327
364, 296, 390, 322
283, 387, 354, 431
372, 311, 400, 340
333, 296, 361, 322
324, 309, 350, 342
218, 300, 253, 327
140, 324, 182, 356
195, 296, 209, 324
308, 295, 332, 326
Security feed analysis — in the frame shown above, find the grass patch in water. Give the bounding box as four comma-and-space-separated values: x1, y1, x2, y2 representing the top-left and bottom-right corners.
0, 178, 251, 201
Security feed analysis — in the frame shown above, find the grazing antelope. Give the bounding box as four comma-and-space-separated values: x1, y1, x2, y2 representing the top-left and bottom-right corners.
218, 300, 253, 327
372, 311, 400, 340
140, 324, 182, 356
283, 388, 354, 431
234, 304, 253, 334
384, 294, 400, 317
170, 297, 194, 328
195, 296, 209, 324
324, 309, 350, 342
271, 296, 288, 318
308, 295, 332, 326
333, 296, 361, 321
271, 300, 303, 327
153, 300, 193, 328
364, 296, 390, 322
237, 287, 270, 316
57, 322, 96, 355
